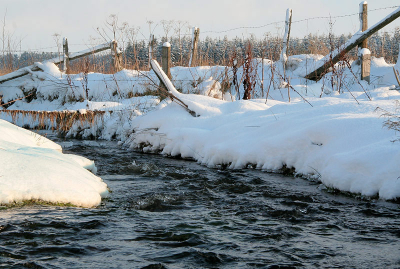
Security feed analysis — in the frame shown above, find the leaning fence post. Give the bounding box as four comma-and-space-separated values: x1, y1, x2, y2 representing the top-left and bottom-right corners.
359, 1, 371, 83
189, 27, 200, 67
62, 37, 70, 73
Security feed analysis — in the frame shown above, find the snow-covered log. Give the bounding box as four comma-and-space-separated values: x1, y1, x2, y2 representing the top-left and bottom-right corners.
0, 65, 43, 84
305, 6, 400, 81
150, 59, 196, 117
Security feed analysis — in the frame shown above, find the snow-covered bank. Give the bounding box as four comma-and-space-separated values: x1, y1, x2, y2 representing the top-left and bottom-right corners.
1, 55, 400, 200
125, 87, 400, 200
0, 119, 108, 207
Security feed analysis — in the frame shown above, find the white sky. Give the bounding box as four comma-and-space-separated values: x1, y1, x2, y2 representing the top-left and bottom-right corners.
1, 0, 399, 52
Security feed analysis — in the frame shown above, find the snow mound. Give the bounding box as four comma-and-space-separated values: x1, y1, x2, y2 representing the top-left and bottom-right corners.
0, 119, 108, 207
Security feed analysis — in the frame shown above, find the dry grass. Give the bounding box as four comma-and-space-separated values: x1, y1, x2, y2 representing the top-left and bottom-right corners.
0, 109, 106, 134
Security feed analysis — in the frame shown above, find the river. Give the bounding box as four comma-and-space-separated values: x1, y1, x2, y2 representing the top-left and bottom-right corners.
1, 135, 399, 268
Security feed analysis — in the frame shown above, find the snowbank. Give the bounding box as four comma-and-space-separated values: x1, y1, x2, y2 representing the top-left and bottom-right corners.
0, 119, 108, 207
126, 88, 400, 200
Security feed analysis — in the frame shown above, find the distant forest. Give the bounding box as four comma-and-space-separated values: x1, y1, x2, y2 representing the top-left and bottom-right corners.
1, 29, 399, 74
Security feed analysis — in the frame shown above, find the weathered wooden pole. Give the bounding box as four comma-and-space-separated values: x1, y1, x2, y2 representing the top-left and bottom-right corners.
360, 49, 371, 82
280, 8, 292, 69
360, 2, 368, 49
359, 1, 370, 83
189, 27, 200, 67
148, 34, 155, 69
305, 6, 400, 81
161, 42, 172, 79
62, 37, 70, 73
160, 42, 172, 91
111, 41, 122, 73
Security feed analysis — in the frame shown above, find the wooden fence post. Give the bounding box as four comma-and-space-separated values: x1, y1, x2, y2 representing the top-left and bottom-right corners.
111, 41, 122, 73
359, 1, 370, 83
360, 50, 371, 82
161, 42, 172, 79
160, 42, 171, 91
189, 27, 200, 67
148, 34, 155, 69
62, 37, 70, 73
280, 8, 292, 70
360, 1, 368, 48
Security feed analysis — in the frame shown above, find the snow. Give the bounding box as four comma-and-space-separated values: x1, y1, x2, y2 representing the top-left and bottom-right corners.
126, 92, 400, 200
0, 119, 108, 207
358, 48, 371, 56
1, 53, 400, 201
163, 42, 171, 47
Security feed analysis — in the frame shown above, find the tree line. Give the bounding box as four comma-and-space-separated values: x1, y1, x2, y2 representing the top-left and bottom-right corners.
0, 28, 399, 74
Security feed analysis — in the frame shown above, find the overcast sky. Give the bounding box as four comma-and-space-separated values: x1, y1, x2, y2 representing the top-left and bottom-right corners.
1, 0, 399, 52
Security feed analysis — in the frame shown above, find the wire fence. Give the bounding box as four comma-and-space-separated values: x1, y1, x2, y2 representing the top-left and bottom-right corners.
0, 5, 399, 73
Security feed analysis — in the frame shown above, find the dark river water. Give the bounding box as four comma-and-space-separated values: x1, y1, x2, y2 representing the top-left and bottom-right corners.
1, 136, 400, 268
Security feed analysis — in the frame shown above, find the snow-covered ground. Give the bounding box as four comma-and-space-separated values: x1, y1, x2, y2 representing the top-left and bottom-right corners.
0, 119, 109, 207
1, 54, 400, 201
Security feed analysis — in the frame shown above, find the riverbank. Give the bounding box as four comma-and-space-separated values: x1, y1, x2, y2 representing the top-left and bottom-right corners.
124, 88, 400, 200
